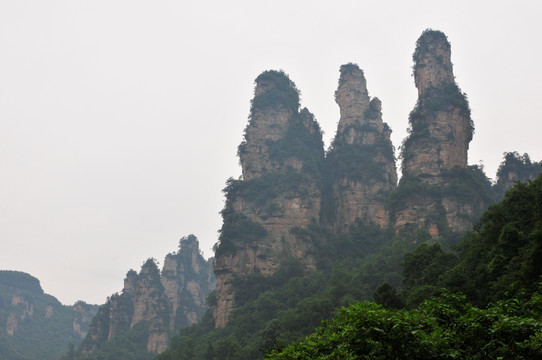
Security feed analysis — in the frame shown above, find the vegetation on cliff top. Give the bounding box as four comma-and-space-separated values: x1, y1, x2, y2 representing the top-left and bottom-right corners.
251, 70, 300, 114
0, 271, 97, 360
493, 151, 542, 201
400, 82, 473, 167
387, 165, 492, 238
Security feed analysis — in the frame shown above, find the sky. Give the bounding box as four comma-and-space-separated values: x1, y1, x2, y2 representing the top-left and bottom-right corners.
1, 0, 541, 305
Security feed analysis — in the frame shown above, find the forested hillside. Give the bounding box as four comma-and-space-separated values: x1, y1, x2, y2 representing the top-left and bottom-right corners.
0, 271, 97, 360
268, 174, 542, 359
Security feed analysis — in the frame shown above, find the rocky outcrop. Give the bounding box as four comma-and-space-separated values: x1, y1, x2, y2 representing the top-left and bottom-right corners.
493, 152, 542, 201
211, 30, 517, 328
78, 235, 215, 356
73, 301, 97, 339
238, 71, 321, 180
161, 235, 216, 329
326, 64, 397, 229
392, 30, 488, 236
0, 271, 98, 360
213, 70, 324, 327
401, 30, 472, 180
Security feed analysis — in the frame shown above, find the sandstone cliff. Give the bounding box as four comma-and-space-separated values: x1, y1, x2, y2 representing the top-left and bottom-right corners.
0, 271, 98, 360
78, 235, 215, 356
210, 30, 526, 328
326, 63, 397, 229
213, 70, 324, 327
391, 30, 491, 237
402, 30, 472, 179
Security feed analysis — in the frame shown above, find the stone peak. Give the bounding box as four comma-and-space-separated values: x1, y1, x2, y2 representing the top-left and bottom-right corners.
251, 70, 300, 112
413, 29, 454, 95
335, 63, 372, 132
179, 234, 199, 252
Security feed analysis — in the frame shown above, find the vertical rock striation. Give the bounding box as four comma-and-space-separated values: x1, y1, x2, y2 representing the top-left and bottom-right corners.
161, 235, 216, 329
213, 70, 324, 327
391, 30, 490, 236
78, 235, 215, 356
401, 30, 472, 180
326, 64, 397, 229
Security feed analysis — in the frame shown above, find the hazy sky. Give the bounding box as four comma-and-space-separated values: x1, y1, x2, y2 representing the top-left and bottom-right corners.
1, 0, 541, 305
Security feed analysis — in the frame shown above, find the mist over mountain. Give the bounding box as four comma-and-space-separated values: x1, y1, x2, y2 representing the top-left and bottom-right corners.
2, 27, 542, 360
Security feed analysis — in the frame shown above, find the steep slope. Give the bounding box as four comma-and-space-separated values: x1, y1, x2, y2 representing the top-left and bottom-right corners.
0, 271, 97, 360
213, 70, 325, 327
391, 30, 491, 237
76, 235, 215, 358
156, 29, 542, 360
325, 63, 397, 229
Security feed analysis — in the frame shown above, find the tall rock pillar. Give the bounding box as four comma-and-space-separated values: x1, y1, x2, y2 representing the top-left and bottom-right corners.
213, 70, 324, 327
325, 64, 397, 229
391, 30, 490, 238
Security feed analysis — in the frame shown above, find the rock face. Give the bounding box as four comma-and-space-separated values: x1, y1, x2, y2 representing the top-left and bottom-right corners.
78, 235, 215, 356
212, 30, 506, 328
326, 64, 397, 229
391, 30, 489, 236
0, 271, 98, 360
493, 152, 542, 201
213, 70, 324, 328
402, 30, 472, 180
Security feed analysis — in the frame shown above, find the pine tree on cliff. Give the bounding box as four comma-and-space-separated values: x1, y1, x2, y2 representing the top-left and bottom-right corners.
390, 29, 492, 239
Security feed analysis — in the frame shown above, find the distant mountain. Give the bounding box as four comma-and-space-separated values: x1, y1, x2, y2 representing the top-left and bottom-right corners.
74, 235, 215, 360
0, 270, 97, 360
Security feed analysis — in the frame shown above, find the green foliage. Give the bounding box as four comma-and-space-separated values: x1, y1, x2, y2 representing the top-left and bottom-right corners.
413, 29, 450, 64
77, 322, 154, 360
266, 292, 542, 359
251, 70, 300, 114
161, 176, 542, 360
223, 172, 315, 209
238, 70, 303, 159
398, 174, 542, 307
387, 165, 493, 237
439, 174, 542, 305
373, 282, 404, 309
401, 243, 457, 308
401, 81, 473, 164
326, 133, 394, 183
494, 152, 542, 201
214, 206, 268, 256
215, 167, 323, 257
158, 225, 412, 360
266, 108, 325, 177
338, 62, 361, 75
72, 257, 179, 360
0, 271, 43, 294
0, 271, 97, 360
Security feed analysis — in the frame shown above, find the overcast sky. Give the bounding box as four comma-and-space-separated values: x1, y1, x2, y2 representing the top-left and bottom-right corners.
1, 0, 541, 305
